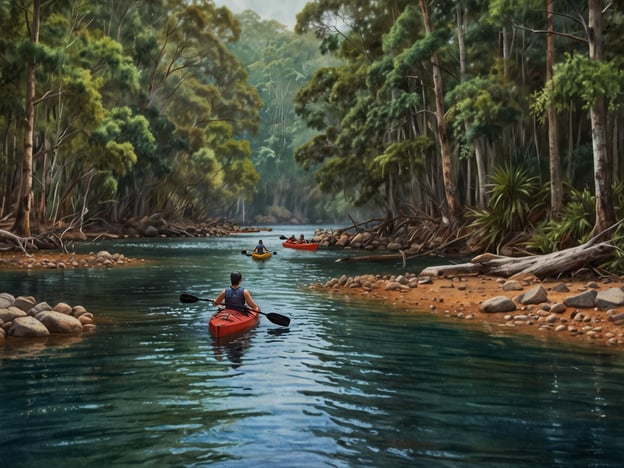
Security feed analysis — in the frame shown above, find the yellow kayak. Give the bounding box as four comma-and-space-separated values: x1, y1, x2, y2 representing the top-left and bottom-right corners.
251, 251, 272, 261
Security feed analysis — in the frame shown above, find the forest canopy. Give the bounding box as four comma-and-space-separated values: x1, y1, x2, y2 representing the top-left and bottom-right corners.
1, 1, 623, 258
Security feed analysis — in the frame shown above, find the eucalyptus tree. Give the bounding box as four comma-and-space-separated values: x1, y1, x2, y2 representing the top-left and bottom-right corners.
295, 0, 460, 222
12, 0, 40, 236
85, 0, 262, 221
1, 0, 145, 234
531, 1, 622, 237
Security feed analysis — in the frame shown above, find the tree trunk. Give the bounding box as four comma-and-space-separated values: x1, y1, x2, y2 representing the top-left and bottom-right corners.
588, 0, 615, 237
12, 0, 40, 237
419, 0, 463, 225
547, 0, 563, 218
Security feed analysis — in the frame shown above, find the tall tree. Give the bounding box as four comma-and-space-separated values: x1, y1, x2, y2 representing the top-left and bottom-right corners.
12, 0, 40, 236
587, 0, 615, 236
418, 0, 463, 225
546, 0, 563, 218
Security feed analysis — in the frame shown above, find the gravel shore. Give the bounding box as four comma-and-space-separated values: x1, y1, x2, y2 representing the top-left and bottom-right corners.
311, 272, 624, 350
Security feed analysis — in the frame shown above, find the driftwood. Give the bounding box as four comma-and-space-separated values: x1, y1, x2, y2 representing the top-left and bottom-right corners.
420, 241, 617, 280
0, 229, 33, 254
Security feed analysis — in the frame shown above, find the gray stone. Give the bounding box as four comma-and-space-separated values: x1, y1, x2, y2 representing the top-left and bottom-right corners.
395, 275, 409, 285
0, 293, 14, 308
480, 296, 517, 313
9, 316, 50, 337
502, 280, 524, 291
595, 288, 624, 309
29, 302, 52, 316
516, 285, 548, 305
608, 312, 624, 322
563, 289, 597, 308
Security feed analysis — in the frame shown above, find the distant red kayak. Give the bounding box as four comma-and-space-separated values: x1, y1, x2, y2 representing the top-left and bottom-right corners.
282, 240, 319, 251
208, 308, 259, 338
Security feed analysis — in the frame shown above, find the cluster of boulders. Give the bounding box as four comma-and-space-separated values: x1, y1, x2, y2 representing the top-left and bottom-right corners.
2, 250, 139, 270
73, 215, 257, 240
480, 280, 624, 345
312, 227, 427, 251
317, 272, 624, 346
0, 292, 94, 345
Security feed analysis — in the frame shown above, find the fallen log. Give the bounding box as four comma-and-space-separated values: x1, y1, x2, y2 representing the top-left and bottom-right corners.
420, 241, 616, 280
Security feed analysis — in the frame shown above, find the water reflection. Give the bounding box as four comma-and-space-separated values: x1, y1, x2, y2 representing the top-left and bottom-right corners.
1, 230, 624, 466
211, 332, 253, 369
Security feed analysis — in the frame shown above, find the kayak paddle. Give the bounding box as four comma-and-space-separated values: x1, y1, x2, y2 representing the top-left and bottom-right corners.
241, 250, 277, 256
179, 293, 290, 327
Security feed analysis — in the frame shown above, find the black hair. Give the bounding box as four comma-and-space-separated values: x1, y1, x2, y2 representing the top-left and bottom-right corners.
230, 271, 242, 285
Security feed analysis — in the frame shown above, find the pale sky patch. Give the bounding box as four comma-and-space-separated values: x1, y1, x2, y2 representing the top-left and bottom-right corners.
214, 0, 311, 29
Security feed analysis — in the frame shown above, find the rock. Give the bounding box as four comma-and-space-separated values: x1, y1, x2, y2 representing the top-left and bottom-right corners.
595, 288, 624, 309
12, 296, 36, 312
53, 302, 73, 315
516, 285, 548, 305
551, 283, 570, 292
35, 311, 83, 334
9, 316, 50, 337
0, 293, 14, 308
29, 302, 52, 316
71, 305, 88, 318
608, 312, 624, 322
550, 303, 566, 314
144, 225, 159, 237
78, 314, 94, 325
563, 290, 597, 309
0, 307, 27, 322
385, 282, 409, 291
502, 280, 524, 291
395, 275, 409, 285
480, 296, 517, 313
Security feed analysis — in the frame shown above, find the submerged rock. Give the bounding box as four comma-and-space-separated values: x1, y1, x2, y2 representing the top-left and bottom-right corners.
0, 292, 95, 348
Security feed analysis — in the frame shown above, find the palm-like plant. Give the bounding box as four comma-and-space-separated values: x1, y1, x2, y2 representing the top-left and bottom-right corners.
526, 187, 594, 253
468, 165, 540, 251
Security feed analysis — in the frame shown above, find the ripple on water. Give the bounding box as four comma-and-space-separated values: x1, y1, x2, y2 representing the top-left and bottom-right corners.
2, 234, 624, 467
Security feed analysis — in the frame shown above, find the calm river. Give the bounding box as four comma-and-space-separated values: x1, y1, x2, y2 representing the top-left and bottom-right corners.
1, 226, 624, 467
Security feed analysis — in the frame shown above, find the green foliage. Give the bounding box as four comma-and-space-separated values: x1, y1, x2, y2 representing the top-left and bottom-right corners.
447, 75, 520, 142
468, 166, 541, 250
90, 107, 155, 175
525, 188, 595, 253
531, 53, 624, 117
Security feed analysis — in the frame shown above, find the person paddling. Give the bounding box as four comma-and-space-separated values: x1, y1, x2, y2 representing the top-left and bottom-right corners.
214, 271, 261, 315
253, 240, 268, 254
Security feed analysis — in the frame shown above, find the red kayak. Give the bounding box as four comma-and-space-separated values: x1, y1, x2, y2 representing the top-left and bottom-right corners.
282, 240, 319, 251
208, 308, 260, 338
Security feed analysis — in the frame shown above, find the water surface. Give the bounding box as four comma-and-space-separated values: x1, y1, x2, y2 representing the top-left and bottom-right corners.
1, 227, 623, 467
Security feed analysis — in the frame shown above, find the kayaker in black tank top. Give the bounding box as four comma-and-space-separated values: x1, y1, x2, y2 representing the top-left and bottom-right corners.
213, 271, 261, 314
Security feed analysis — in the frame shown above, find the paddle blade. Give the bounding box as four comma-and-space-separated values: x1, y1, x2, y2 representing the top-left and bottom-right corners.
279, 235, 288, 240
266, 312, 290, 327
180, 293, 199, 303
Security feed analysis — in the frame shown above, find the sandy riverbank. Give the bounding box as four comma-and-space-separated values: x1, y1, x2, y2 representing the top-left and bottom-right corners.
5, 250, 624, 351
311, 273, 624, 350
